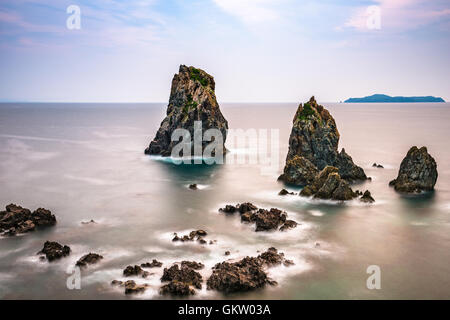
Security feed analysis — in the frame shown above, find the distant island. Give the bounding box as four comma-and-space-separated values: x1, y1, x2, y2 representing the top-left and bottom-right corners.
344, 94, 445, 103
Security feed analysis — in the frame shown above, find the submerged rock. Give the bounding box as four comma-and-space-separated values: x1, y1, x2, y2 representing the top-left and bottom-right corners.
278, 189, 295, 196
389, 146, 438, 193
39, 241, 71, 262
206, 248, 291, 294
300, 166, 357, 201
188, 184, 198, 190
0, 204, 56, 236
76, 253, 103, 268
360, 190, 375, 203
279, 96, 366, 185
145, 65, 228, 157
141, 259, 163, 268
219, 203, 297, 232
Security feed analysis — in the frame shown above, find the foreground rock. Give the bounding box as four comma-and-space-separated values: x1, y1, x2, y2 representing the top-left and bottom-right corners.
279, 97, 366, 185
207, 248, 292, 294
172, 229, 209, 244
219, 203, 297, 232
76, 253, 103, 268
160, 263, 203, 296
111, 280, 149, 295
278, 189, 296, 196
145, 65, 228, 157
300, 166, 357, 201
389, 146, 438, 193
0, 204, 56, 236
39, 241, 71, 261
360, 190, 375, 203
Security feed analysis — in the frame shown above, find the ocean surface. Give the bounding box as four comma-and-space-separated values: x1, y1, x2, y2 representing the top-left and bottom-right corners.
0, 102, 450, 299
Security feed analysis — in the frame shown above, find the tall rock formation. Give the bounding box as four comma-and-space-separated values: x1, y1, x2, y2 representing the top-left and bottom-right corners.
389, 146, 438, 193
145, 65, 228, 157
279, 96, 366, 185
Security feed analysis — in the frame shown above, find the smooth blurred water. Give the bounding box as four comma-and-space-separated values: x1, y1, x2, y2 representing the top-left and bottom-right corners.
0, 102, 449, 299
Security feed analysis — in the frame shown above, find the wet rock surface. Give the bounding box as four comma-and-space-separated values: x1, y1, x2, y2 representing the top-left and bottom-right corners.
360, 190, 375, 203
0, 204, 56, 236
220, 203, 298, 232
145, 65, 228, 157
389, 146, 438, 193
279, 96, 366, 185
172, 229, 209, 244
76, 253, 103, 268
39, 241, 71, 261
278, 189, 296, 196
180, 261, 205, 270
188, 184, 198, 190
160, 263, 203, 295
206, 248, 292, 293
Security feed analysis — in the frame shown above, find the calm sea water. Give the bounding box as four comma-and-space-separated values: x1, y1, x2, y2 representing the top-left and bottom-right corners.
0, 102, 449, 299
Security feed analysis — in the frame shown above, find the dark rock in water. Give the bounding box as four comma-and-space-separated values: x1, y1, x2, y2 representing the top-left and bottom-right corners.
377, 165, 384, 168
160, 280, 195, 296
124, 280, 148, 294
161, 264, 203, 290
279, 96, 366, 185
279, 220, 298, 231
354, 190, 363, 196
189, 184, 198, 190
255, 208, 287, 232
81, 219, 96, 225
76, 253, 103, 268
206, 248, 292, 293
39, 241, 71, 261
123, 265, 150, 278
300, 166, 357, 201
278, 189, 295, 196
220, 205, 237, 214
0, 204, 56, 236
111, 280, 123, 286
389, 146, 438, 193
224, 251, 230, 256
145, 65, 228, 157
181, 261, 205, 270
171, 230, 208, 244
360, 190, 375, 203
220, 203, 297, 232
278, 155, 318, 186
373, 163, 384, 168
141, 259, 163, 268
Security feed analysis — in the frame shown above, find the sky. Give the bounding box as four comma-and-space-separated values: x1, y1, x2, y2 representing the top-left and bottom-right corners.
0, 0, 449, 103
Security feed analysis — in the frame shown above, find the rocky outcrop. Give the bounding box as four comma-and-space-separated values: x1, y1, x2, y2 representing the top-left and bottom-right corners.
360, 190, 375, 203
111, 280, 149, 294
389, 146, 438, 193
145, 65, 228, 157
300, 166, 357, 201
279, 97, 366, 185
123, 265, 150, 278
0, 204, 56, 236
172, 229, 208, 244
39, 241, 71, 261
180, 261, 204, 270
372, 163, 384, 168
160, 263, 203, 296
76, 253, 103, 268
278, 189, 295, 196
141, 259, 163, 268
219, 203, 298, 232
206, 248, 292, 293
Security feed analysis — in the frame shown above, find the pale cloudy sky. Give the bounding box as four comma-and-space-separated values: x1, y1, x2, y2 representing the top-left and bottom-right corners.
0, 0, 449, 102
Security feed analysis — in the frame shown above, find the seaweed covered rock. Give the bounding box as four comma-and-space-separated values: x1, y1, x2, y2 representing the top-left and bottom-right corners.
145, 65, 228, 157
39, 241, 71, 262
0, 204, 56, 236
76, 253, 103, 268
300, 166, 357, 201
389, 146, 438, 193
279, 97, 366, 185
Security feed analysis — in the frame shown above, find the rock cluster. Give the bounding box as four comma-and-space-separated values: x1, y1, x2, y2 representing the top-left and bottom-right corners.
206, 248, 292, 294
38, 241, 71, 262
219, 203, 298, 232
123, 265, 150, 278
76, 253, 103, 268
279, 97, 366, 185
372, 163, 384, 168
0, 204, 56, 236
389, 146, 438, 193
141, 259, 163, 268
172, 229, 209, 244
145, 65, 228, 157
160, 263, 203, 296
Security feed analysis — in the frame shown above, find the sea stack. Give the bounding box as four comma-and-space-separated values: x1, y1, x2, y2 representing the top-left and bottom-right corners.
145, 65, 228, 157
389, 146, 438, 193
279, 96, 366, 185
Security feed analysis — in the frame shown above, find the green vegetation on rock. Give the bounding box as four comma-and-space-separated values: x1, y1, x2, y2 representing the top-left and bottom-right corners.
298, 102, 315, 121
190, 67, 208, 87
